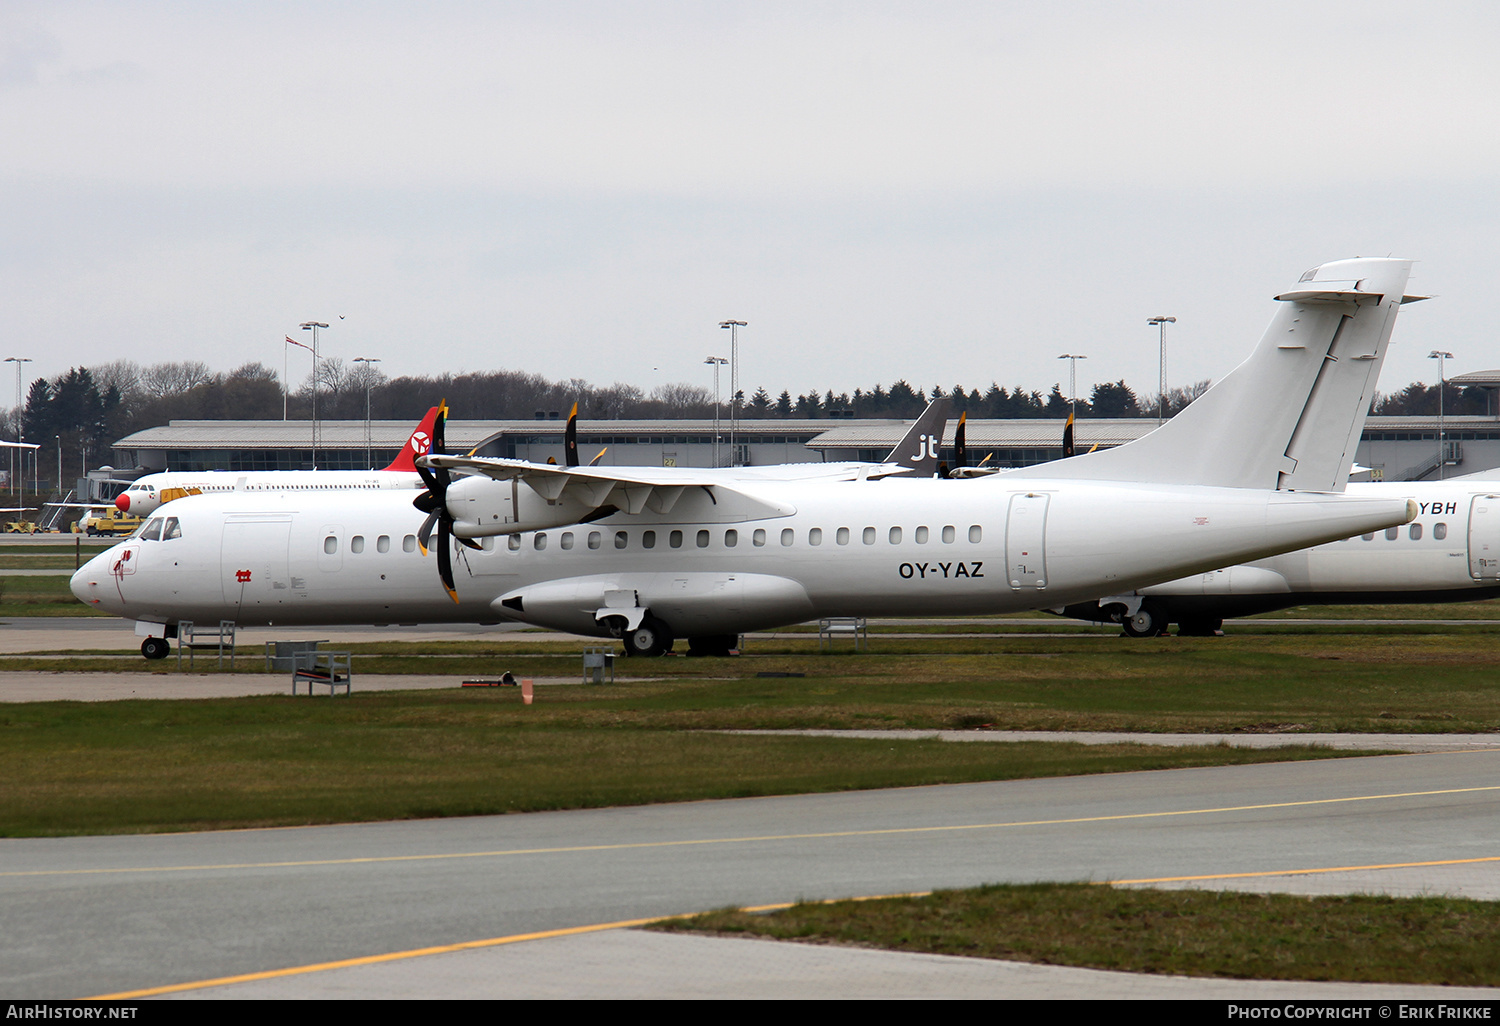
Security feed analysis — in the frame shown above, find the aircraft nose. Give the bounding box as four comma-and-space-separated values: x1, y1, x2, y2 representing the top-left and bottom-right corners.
115, 493, 129, 512
70, 550, 115, 610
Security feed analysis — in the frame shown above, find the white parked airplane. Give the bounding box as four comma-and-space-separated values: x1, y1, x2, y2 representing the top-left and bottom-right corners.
1058, 476, 1500, 635
110, 406, 445, 517
73, 257, 1423, 659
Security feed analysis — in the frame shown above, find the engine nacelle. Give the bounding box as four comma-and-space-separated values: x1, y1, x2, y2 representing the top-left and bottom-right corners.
446, 474, 601, 538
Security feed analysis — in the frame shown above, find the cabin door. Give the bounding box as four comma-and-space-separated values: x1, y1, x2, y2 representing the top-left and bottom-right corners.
222, 516, 293, 606
1005, 492, 1049, 590
1468, 494, 1500, 580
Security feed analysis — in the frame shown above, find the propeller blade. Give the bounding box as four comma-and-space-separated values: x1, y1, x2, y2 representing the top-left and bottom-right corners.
1063, 412, 1075, 459
432, 400, 448, 456
954, 412, 967, 470
417, 509, 439, 556
565, 402, 580, 467
436, 519, 458, 603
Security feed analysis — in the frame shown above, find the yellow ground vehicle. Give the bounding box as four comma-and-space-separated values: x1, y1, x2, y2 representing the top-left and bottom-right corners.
73, 508, 144, 537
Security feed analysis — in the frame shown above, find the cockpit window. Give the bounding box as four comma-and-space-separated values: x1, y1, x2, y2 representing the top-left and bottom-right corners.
141, 518, 163, 541
163, 517, 182, 540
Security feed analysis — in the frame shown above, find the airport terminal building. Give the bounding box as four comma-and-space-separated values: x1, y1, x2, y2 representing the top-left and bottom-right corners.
106, 412, 1500, 486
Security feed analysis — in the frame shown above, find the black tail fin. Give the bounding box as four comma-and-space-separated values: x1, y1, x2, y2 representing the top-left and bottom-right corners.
884, 399, 951, 477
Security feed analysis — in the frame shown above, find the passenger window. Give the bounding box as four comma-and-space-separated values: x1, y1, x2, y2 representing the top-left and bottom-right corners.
481, 536, 494, 551
377, 535, 391, 553
561, 532, 574, 550
324, 536, 338, 555
969, 525, 982, 543
642, 530, 656, 549
942, 525, 956, 543
809, 528, 822, 546
588, 531, 602, 549
534, 533, 547, 550
1434, 522, 1448, 540
781, 528, 794, 546
889, 526, 902, 544
1385, 527, 1399, 541
1409, 524, 1423, 541
863, 527, 876, 545
508, 534, 522, 551
670, 530, 683, 548
141, 518, 163, 541
1361, 533, 1374, 542
915, 526, 928, 543
836, 527, 849, 545
753, 529, 766, 547
403, 535, 417, 552
351, 535, 365, 554
615, 531, 628, 549
725, 529, 737, 547
697, 529, 710, 548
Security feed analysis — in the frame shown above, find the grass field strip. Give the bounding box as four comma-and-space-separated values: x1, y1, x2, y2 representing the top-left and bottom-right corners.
12, 783, 1498, 880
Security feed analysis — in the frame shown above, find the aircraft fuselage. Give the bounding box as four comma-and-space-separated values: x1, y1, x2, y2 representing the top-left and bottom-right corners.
72, 476, 1415, 640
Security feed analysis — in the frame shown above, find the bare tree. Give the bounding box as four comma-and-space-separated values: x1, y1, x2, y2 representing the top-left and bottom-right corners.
140, 361, 215, 399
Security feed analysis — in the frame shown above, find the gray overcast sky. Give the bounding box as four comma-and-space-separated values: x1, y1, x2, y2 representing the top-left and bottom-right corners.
3, 0, 1498, 406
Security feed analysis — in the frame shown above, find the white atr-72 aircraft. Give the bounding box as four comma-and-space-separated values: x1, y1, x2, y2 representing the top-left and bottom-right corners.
74, 257, 1423, 659
110, 406, 445, 517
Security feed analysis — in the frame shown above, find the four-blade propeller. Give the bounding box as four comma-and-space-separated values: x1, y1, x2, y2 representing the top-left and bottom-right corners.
411, 401, 478, 603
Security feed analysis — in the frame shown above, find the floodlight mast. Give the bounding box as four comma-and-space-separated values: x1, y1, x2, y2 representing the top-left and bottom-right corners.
719, 320, 746, 466
300, 321, 329, 468
4, 357, 31, 500
704, 355, 728, 467
1147, 316, 1176, 423
1058, 353, 1087, 420
353, 356, 381, 468
1430, 349, 1455, 480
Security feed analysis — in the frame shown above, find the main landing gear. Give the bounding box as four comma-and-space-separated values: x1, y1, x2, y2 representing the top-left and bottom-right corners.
620, 616, 674, 658
141, 637, 170, 660
1119, 601, 1166, 638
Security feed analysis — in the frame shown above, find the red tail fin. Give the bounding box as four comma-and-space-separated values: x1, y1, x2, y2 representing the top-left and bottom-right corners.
382, 406, 441, 472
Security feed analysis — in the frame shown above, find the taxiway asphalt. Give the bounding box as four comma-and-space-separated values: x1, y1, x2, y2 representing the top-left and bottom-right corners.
4, 749, 1497, 999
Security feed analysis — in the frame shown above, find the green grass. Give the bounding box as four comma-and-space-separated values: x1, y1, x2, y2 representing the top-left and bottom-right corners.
0, 687, 1381, 837
5, 631, 1499, 733
652, 884, 1500, 986
2, 628, 1496, 836
0, 574, 113, 615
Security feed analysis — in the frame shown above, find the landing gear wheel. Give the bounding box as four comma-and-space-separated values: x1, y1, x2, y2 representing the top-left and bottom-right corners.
686, 634, 737, 657
1120, 603, 1166, 638
1177, 616, 1224, 637
623, 617, 674, 658
141, 637, 169, 660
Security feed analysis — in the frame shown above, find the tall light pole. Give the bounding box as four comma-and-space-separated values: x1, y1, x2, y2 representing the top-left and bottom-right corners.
353, 356, 381, 469
719, 321, 746, 466
1430, 350, 1454, 480
300, 322, 328, 468
1057, 353, 1088, 420
704, 356, 728, 467
4, 357, 31, 499
1147, 316, 1176, 423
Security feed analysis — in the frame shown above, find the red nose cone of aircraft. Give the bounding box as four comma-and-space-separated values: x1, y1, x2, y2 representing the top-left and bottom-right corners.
115, 494, 129, 512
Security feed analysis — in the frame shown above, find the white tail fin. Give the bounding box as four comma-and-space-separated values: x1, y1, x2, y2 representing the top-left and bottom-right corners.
1010, 257, 1419, 491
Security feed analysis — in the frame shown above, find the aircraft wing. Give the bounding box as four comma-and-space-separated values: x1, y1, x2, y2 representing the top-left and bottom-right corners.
425, 454, 910, 491
422, 454, 803, 530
